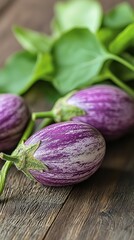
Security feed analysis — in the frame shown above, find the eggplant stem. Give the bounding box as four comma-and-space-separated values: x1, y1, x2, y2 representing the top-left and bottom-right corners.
0, 117, 35, 196
0, 161, 12, 195
0, 153, 18, 163
32, 111, 54, 121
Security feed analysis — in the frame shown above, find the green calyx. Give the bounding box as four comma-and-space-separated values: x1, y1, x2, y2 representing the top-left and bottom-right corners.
0, 142, 48, 180
52, 91, 86, 122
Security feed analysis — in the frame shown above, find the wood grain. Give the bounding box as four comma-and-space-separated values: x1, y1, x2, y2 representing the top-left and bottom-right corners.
0, 0, 57, 66
45, 170, 134, 240
44, 136, 134, 240
0, 0, 14, 12
0, 1, 72, 240
0, 166, 72, 240
0, 0, 134, 240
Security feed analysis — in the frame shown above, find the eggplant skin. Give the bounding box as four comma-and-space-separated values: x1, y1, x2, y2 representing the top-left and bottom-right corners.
67, 85, 134, 140
0, 94, 30, 152
25, 122, 106, 186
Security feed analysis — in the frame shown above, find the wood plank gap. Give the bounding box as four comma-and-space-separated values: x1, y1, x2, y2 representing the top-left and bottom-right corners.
0, 167, 73, 240
42, 136, 134, 240
42, 186, 75, 240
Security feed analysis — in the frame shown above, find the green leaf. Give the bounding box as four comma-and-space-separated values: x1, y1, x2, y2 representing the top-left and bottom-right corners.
0, 52, 36, 94
32, 53, 54, 82
13, 26, 53, 54
0, 51, 54, 95
52, 28, 109, 94
103, 2, 134, 29
109, 23, 134, 54
52, 0, 102, 36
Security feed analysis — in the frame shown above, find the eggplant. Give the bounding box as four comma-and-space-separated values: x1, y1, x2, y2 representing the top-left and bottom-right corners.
2, 122, 106, 186
0, 94, 30, 152
53, 85, 134, 140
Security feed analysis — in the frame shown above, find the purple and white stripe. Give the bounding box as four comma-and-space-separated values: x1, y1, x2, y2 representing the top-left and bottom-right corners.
25, 121, 106, 186
0, 94, 30, 152
67, 85, 134, 140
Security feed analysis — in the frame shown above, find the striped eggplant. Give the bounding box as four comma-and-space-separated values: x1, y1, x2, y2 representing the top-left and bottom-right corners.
2, 122, 106, 186
0, 94, 30, 152
52, 85, 134, 140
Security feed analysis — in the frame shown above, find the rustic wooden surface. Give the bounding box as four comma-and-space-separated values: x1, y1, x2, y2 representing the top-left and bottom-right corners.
0, 1, 134, 240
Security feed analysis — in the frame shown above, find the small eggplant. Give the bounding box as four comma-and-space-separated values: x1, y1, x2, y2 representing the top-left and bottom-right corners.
2, 122, 106, 186
0, 94, 30, 152
52, 85, 134, 140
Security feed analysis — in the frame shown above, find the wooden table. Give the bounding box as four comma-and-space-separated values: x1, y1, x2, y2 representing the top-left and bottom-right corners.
0, 0, 134, 239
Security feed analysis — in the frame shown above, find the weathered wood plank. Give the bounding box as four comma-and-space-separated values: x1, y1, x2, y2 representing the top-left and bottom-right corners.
0, 0, 14, 12
0, 1, 72, 240
44, 135, 134, 240
0, 0, 134, 240
0, 166, 72, 240
0, 82, 72, 240
0, 0, 57, 66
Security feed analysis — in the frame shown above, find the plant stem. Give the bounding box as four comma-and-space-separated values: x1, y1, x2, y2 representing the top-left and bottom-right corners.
0, 161, 13, 195
0, 117, 35, 196
0, 153, 18, 163
110, 54, 134, 72
19, 118, 35, 144
108, 71, 134, 98
32, 111, 54, 120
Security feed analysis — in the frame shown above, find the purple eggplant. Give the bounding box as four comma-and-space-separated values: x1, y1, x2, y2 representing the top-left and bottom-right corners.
0, 94, 30, 152
6, 122, 106, 186
53, 85, 134, 140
